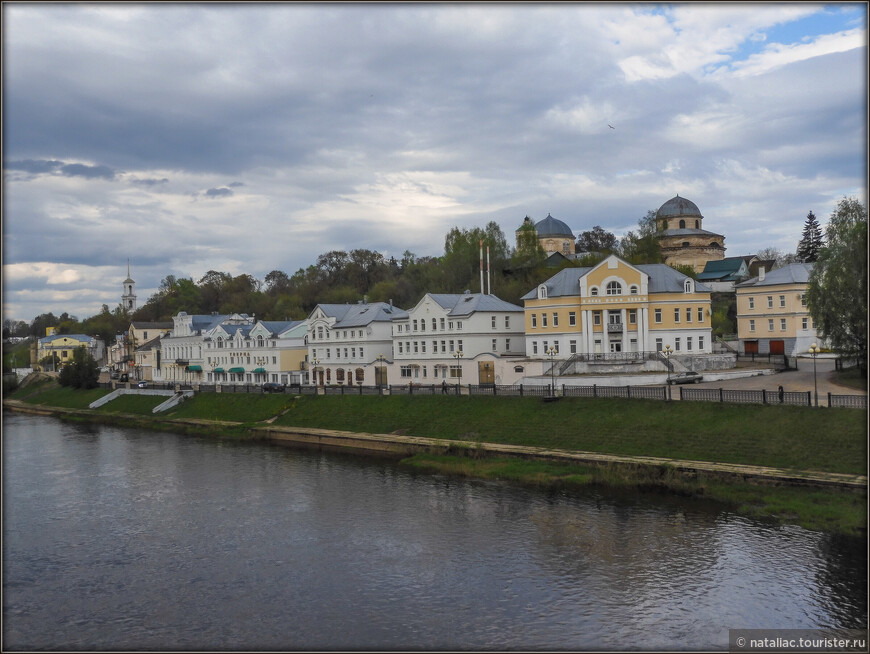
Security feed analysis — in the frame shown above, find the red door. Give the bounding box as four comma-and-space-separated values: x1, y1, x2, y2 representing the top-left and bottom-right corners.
744, 341, 759, 354
769, 340, 785, 355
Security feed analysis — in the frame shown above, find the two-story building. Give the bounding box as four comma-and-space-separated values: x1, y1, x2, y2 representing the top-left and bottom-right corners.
735, 263, 823, 357
203, 319, 308, 385
158, 312, 253, 384
307, 302, 408, 386
36, 333, 106, 371
391, 292, 526, 385
126, 321, 172, 380
521, 254, 713, 359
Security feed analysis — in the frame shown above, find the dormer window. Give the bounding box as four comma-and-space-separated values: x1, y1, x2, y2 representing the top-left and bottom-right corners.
629, 285, 639, 294
606, 281, 622, 295
537, 285, 547, 300
590, 287, 598, 296
684, 280, 693, 293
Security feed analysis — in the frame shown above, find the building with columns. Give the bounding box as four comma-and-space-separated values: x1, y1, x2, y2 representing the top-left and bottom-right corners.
521, 254, 713, 358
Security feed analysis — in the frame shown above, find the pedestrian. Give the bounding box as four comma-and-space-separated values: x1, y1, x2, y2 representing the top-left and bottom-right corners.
441, 379, 447, 394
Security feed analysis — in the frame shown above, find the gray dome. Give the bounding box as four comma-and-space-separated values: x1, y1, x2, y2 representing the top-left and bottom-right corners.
656, 195, 702, 219
535, 214, 574, 237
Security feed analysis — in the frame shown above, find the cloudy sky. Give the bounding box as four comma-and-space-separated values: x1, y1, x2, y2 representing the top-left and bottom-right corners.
3, 3, 867, 323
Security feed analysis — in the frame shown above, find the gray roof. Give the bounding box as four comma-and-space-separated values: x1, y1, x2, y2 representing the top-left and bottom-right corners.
656, 195, 702, 218
521, 262, 712, 300
736, 262, 813, 288
659, 228, 724, 238
38, 333, 94, 345
257, 320, 301, 336
425, 293, 524, 316
535, 214, 574, 237
315, 302, 408, 327
134, 336, 163, 352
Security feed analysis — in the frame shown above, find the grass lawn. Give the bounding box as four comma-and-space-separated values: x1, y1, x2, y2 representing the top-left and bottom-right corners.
834, 367, 867, 391
274, 395, 868, 475
163, 391, 296, 423
14, 383, 111, 408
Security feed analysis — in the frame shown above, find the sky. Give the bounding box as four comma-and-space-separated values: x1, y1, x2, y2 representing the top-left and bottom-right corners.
2, 2, 867, 324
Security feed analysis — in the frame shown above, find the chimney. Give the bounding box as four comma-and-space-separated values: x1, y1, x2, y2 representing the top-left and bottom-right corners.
759, 266, 766, 281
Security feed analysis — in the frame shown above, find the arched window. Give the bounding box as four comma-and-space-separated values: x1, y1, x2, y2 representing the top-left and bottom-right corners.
606, 281, 622, 295
336, 368, 345, 382
355, 368, 365, 383
709, 242, 721, 248
682, 241, 691, 248
695, 220, 699, 228
217, 337, 223, 349
590, 287, 598, 296
685, 280, 693, 293
257, 335, 264, 347
629, 285, 639, 294
537, 285, 548, 300
431, 318, 437, 331
679, 219, 686, 229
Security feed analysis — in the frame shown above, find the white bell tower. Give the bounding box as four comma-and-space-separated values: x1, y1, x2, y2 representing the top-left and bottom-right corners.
122, 259, 137, 312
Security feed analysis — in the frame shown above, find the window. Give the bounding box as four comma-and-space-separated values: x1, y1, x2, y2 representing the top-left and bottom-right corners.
360, 347, 364, 359
440, 318, 446, 329
432, 341, 438, 353
457, 322, 462, 330
441, 341, 446, 353
606, 281, 622, 295
594, 312, 601, 326
431, 319, 437, 331
802, 318, 809, 330
457, 340, 463, 352
542, 340, 548, 353
698, 307, 704, 322
629, 309, 637, 324
768, 319, 774, 331
401, 365, 412, 378
343, 348, 348, 358
590, 287, 598, 296
553, 313, 558, 327
505, 316, 510, 329
554, 342, 560, 354
630, 285, 638, 294
800, 294, 807, 307
684, 280, 692, 293
413, 341, 418, 353
780, 319, 787, 331
569, 312, 576, 326
655, 309, 662, 323
656, 338, 663, 351
449, 365, 462, 378
449, 321, 454, 330
675, 338, 681, 351
532, 341, 538, 355
538, 285, 548, 299
749, 320, 755, 332
779, 295, 786, 308
491, 316, 496, 329
413, 319, 418, 331
686, 308, 692, 322
449, 340, 454, 352
542, 314, 548, 327
397, 324, 402, 334
687, 337, 693, 351
569, 340, 577, 354
398, 342, 403, 354
421, 342, 426, 353
492, 339, 497, 351
674, 308, 680, 323
748, 297, 755, 309
505, 339, 511, 351
326, 348, 331, 358
767, 296, 773, 309
531, 314, 537, 328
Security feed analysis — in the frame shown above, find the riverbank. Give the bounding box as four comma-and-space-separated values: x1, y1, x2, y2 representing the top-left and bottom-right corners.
4, 379, 867, 535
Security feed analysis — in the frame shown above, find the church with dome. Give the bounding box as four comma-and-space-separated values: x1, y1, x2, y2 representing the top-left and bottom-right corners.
515, 214, 576, 257
654, 195, 726, 273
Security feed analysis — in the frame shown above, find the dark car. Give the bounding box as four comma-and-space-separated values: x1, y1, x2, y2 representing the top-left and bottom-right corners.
667, 371, 703, 385
137, 381, 148, 388
262, 382, 285, 393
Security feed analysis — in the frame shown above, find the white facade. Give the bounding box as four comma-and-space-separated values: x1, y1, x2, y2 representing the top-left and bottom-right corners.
307, 302, 407, 386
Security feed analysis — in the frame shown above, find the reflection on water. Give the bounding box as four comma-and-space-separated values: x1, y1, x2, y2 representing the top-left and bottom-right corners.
3, 413, 866, 650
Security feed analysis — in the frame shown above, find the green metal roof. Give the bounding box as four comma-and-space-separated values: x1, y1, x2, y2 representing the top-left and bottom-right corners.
228, 367, 245, 373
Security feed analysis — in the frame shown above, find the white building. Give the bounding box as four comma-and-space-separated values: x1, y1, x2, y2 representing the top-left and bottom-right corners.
156, 312, 252, 384
204, 319, 308, 385
391, 292, 526, 385
307, 302, 408, 386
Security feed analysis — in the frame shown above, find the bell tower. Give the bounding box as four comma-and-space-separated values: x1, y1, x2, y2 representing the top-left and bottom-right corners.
122, 259, 137, 312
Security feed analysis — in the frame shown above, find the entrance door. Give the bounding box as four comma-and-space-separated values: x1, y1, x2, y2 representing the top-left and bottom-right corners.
610, 342, 622, 353
478, 361, 495, 385
375, 366, 387, 386
769, 340, 785, 355
744, 341, 758, 354
317, 370, 324, 385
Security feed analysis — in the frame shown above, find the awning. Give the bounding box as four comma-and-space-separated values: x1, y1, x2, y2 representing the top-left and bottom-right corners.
228, 367, 245, 373
253, 367, 266, 373
214, 367, 225, 373
187, 365, 202, 372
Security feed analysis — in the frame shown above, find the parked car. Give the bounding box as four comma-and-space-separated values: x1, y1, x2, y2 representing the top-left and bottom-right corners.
262, 382, 285, 393
667, 371, 703, 385
137, 381, 148, 388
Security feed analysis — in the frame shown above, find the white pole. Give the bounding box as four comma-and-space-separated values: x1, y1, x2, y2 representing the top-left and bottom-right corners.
479, 240, 484, 294
486, 246, 491, 295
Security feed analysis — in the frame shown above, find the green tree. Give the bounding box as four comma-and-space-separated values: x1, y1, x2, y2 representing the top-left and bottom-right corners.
669, 263, 698, 279
576, 226, 618, 253
58, 346, 99, 389
796, 211, 824, 263
805, 197, 867, 371
619, 209, 664, 264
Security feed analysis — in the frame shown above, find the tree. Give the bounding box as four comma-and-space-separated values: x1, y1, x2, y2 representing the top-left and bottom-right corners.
58, 346, 99, 389
805, 197, 867, 371
576, 226, 618, 253
754, 247, 798, 269
796, 211, 824, 262
618, 210, 664, 264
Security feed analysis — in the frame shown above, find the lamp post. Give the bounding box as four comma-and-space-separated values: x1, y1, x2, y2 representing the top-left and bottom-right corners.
809, 343, 820, 407
311, 357, 320, 386
664, 344, 673, 400
452, 350, 463, 391
376, 354, 386, 388
546, 346, 557, 397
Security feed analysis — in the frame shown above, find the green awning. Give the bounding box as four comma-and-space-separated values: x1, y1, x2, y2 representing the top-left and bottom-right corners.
187, 365, 202, 372
228, 367, 245, 374
214, 367, 224, 373
253, 367, 266, 373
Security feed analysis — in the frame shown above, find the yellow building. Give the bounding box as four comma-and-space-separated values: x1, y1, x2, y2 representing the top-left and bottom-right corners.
735, 263, 822, 357
36, 333, 105, 371
655, 195, 726, 273
521, 255, 713, 357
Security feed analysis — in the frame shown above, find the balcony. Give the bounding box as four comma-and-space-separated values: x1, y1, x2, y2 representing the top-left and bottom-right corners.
607, 322, 623, 333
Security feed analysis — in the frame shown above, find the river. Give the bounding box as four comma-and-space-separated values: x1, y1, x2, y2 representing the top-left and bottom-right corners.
3, 413, 866, 650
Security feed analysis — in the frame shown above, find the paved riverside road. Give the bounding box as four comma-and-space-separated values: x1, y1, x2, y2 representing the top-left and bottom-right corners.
682, 356, 865, 406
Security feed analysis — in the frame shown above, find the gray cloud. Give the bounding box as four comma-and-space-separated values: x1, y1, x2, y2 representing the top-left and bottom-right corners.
205, 187, 233, 198
60, 163, 115, 180
5, 159, 64, 174
131, 177, 169, 186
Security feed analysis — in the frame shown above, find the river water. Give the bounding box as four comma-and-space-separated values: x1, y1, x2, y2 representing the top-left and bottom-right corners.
3, 413, 866, 650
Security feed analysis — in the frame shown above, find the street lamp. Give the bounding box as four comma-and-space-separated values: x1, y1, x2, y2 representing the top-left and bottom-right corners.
546, 346, 557, 397
376, 353, 386, 388
452, 350, 463, 390
808, 343, 820, 407
664, 344, 673, 400
311, 357, 320, 386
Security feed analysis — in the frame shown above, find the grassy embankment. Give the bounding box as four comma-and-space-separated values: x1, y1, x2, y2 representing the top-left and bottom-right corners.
6, 380, 867, 535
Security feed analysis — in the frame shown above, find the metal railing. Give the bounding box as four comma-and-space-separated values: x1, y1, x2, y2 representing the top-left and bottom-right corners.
467, 384, 551, 397
562, 384, 668, 400
828, 393, 867, 409
679, 386, 811, 406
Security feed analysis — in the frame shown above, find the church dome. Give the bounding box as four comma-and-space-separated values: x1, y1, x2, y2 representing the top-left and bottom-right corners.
535, 214, 574, 238
656, 195, 702, 219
